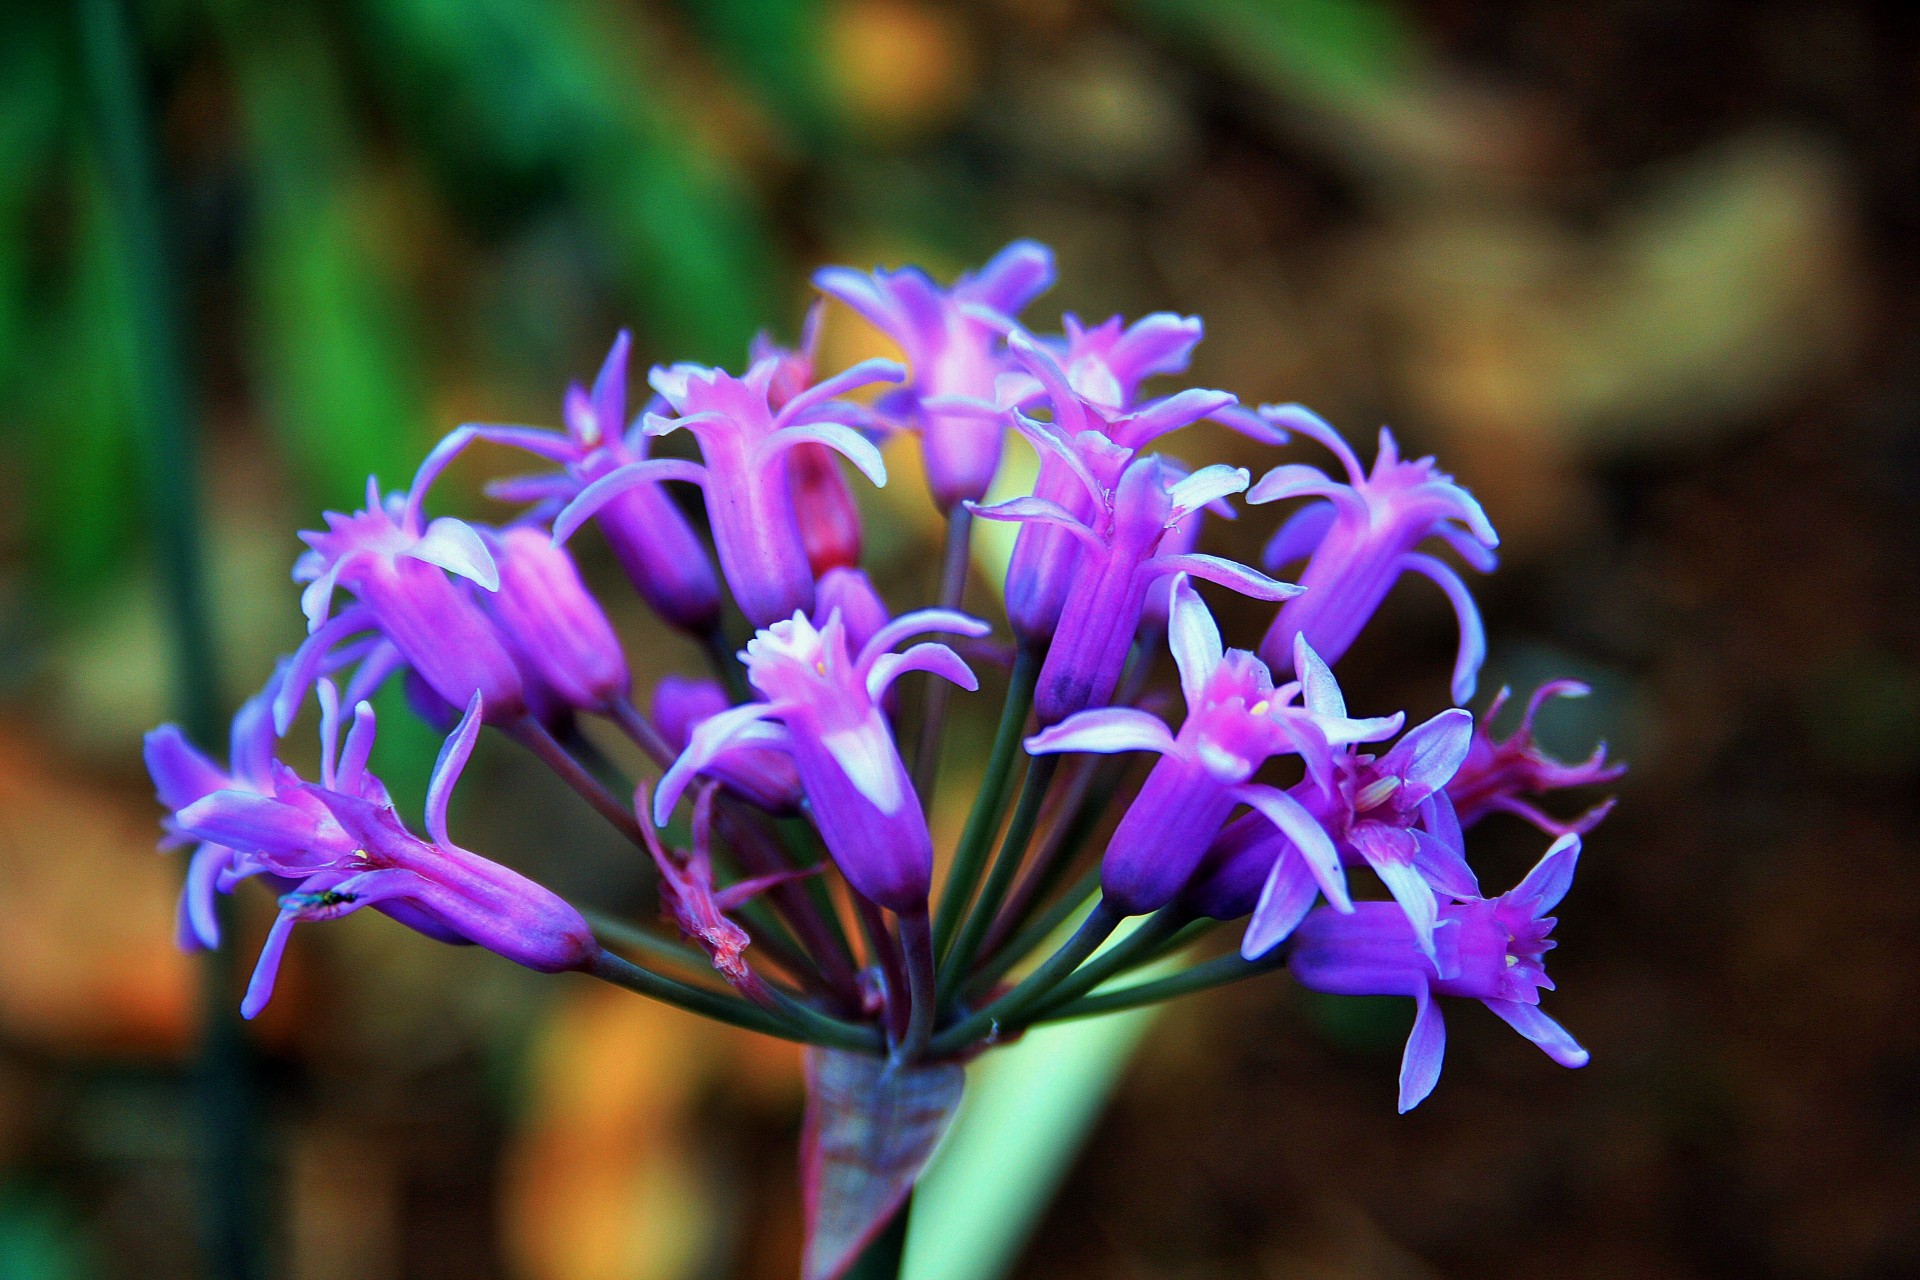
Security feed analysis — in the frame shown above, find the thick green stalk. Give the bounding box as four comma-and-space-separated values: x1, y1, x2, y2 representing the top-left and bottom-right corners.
1027, 907, 1195, 1016
927, 899, 1122, 1056
585, 949, 881, 1051
930, 647, 1038, 960
936, 754, 1059, 1005
1036, 950, 1287, 1024
78, 4, 260, 1277
967, 862, 1104, 997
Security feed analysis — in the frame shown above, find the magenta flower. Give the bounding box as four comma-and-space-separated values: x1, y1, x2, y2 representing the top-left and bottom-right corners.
972, 433, 1298, 724
754, 304, 869, 576
814, 240, 1056, 510
556, 356, 902, 628
1026, 576, 1398, 916
1250, 409, 1499, 704
164, 686, 594, 1017
1449, 681, 1625, 834
991, 329, 1270, 644
654, 608, 987, 913
279, 462, 523, 734
442, 332, 723, 633
1287, 833, 1590, 1112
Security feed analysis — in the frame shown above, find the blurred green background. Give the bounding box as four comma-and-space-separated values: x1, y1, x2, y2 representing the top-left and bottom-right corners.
3, 1, 1917, 1277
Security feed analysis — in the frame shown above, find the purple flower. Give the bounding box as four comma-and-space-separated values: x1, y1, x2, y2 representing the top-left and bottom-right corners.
441, 332, 724, 633
754, 304, 869, 576
1250, 409, 1499, 704
556, 356, 903, 627
654, 608, 988, 913
165, 684, 594, 1017
476, 525, 629, 714
144, 668, 290, 952
1025, 576, 1398, 916
652, 675, 803, 814
814, 240, 1056, 510
1287, 833, 1590, 1112
1183, 655, 1478, 961
813, 566, 892, 658
991, 329, 1275, 644
972, 432, 1299, 724
1448, 682, 1624, 834
279, 461, 524, 733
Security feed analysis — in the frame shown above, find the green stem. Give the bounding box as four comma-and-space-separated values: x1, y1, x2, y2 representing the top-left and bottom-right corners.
909, 507, 973, 800
1027, 907, 1194, 1016
928, 899, 1121, 1056
895, 910, 936, 1065
79, 3, 260, 1276
937, 754, 1059, 1005
585, 949, 881, 1051
583, 909, 712, 972
967, 862, 1104, 997
1037, 950, 1287, 1023
511, 716, 649, 847
930, 647, 1038, 961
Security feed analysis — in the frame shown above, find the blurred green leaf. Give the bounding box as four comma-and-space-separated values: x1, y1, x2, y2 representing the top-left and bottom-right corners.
1124, 0, 1419, 112
671, 0, 839, 153
350, 0, 781, 362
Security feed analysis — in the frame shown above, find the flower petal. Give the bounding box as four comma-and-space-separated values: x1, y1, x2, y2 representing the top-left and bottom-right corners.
408, 517, 499, 591
426, 693, 484, 847
1166, 575, 1223, 712
1142, 553, 1303, 602
865, 643, 978, 703
1240, 846, 1320, 957
551, 459, 708, 546
1509, 833, 1582, 916
821, 713, 905, 814
1234, 782, 1348, 911
1483, 997, 1590, 1068
1025, 707, 1177, 758
1379, 708, 1474, 799
1400, 552, 1486, 705
1397, 982, 1448, 1112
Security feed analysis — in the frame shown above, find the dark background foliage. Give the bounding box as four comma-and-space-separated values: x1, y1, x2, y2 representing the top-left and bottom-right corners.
1, 1, 1915, 1277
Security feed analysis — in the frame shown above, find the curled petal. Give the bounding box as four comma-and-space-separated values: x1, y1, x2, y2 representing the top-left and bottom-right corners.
865, 643, 977, 703
1400, 552, 1486, 705
965, 495, 1103, 551
1166, 575, 1223, 711
1509, 833, 1582, 916
1293, 635, 1346, 720
426, 693, 484, 847
857, 609, 991, 669
1247, 463, 1348, 507
1166, 464, 1250, 517
962, 239, 1057, 313
408, 518, 500, 591
1484, 997, 1590, 1068
1379, 708, 1474, 799
242, 909, 299, 1019
655, 703, 786, 823
1235, 782, 1348, 913
1143, 553, 1303, 602
1398, 983, 1448, 1112
1025, 707, 1178, 758
551, 459, 708, 546
1261, 501, 1337, 572
757, 422, 888, 487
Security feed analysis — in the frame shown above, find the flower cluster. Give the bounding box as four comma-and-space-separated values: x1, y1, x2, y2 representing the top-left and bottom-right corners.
146, 242, 1622, 1126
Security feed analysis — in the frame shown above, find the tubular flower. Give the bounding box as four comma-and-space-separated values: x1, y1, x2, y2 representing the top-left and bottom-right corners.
1027, 576, 1399, 916
1288, 833, 1591, 1112
1448, 681, 1625, 834
972, 432, 1299, 724
814, 240, 1056, 510
1249, 409, 1499, 704
144, 669, 290, 952
280, 460, 523, 733
445, 332, 723, 633
654, 609, 989, 913
557, 356, 903, 628
165, 687, 595, 1017
992, 329, 1274, 643
754, 304, 869, 575
475, 525, 629, 713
